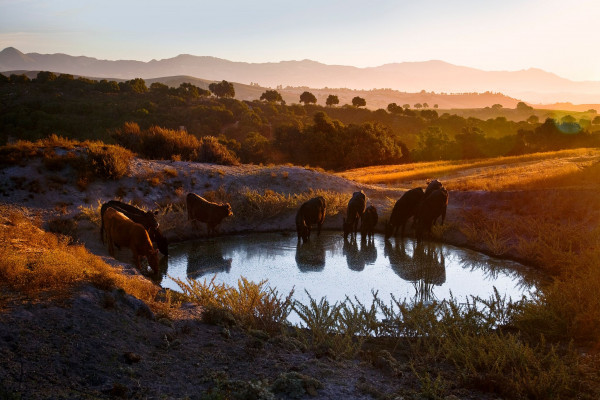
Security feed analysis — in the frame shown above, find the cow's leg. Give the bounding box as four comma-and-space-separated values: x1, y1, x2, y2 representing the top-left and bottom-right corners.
107, 232, 115, 256
133, 251, 142, 271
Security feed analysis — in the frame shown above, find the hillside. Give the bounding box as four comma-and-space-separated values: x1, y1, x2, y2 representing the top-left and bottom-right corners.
1, 142, 600, 398
3, 47, 600, 104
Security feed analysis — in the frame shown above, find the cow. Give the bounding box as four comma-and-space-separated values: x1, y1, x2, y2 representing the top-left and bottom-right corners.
360, 205, 378, 242
425, 179, 444, 198
385, 187, 425, 240
186, 193, 233, 236
103, 207, 159, 274
415, 188, 449, 241
343, 191, 367, 240
100, 200, 168, 256
296, 196, 326, 243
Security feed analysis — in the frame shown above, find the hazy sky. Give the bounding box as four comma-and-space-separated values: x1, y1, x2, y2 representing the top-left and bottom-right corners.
1, 0, 599, 81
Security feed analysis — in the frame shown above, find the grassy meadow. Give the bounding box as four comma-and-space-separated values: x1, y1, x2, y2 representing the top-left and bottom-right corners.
339, 148, 600, 190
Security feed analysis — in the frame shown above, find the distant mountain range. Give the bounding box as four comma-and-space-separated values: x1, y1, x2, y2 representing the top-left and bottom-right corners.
2, 47, 600, 105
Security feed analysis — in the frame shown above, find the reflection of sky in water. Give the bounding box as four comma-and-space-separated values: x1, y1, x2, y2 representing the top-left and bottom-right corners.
161, 232, 538, 323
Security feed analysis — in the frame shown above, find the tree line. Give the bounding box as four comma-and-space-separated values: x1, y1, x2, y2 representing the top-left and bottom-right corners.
1, 72, 598, 168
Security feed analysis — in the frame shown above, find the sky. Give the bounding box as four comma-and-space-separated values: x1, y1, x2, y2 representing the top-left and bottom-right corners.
1, 0, 600, 82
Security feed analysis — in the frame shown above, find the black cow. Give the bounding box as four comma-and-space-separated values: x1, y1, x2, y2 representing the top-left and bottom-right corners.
296, 196, 326, 243
360, 205, 378, 242
186, 193, 233, 237
343, 191, 367, 240
415, 188, 449, 241
100, 200, 168, 256
384, 187, 425, 240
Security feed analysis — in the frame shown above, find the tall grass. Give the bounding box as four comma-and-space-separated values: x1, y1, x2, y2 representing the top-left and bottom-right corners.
172, 275, 294, 334
0, 205, 163, 310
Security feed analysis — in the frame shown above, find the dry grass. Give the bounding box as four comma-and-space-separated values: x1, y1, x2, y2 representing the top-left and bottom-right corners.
0, 205, 164, 310
173, 275, 294, 334
0, 135, 133, 180
458, 189, 600, 343
339, 148, 600, 191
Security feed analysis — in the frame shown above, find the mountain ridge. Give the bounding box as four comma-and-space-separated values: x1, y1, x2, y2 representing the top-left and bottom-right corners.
1, 47, 599, 104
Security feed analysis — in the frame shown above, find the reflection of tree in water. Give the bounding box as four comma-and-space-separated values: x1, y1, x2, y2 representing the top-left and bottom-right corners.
186, 240, 232, 280
295, 239, 325, 272
343, 238, 366, 271
384, 239, 446, 302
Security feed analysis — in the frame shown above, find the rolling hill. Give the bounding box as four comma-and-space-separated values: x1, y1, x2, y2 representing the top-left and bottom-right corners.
2, 47, 600, 104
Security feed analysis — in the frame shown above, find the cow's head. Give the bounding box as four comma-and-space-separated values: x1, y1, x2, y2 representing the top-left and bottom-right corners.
222, 203, 233, 218
149, 227, 169, 256
298, 224, 310, 243
144, 210, 160, 229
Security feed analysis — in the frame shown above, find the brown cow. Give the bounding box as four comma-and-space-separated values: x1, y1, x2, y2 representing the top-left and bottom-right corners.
100, 200, 168, 256
296, 196, 326, 243
103, 207, 159, 273
186, 193, 233, 236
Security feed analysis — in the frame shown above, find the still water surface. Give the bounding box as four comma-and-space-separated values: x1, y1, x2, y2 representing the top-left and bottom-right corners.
160, 232, 537, 320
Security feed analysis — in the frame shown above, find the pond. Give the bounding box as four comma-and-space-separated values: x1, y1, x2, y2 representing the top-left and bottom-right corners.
159, 232, 538, 324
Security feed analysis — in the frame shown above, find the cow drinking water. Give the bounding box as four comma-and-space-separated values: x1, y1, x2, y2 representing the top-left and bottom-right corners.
360, 205, 378, 241
103, 207, 159, 274
384, 187, 425, 240
343, 191, 367, 240
100, 200, 168, 256
415, 188, 449, 241
296, 196, 326, 243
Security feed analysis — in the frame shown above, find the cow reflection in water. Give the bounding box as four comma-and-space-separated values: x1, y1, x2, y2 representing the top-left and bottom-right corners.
384, 239, 446, 302
295, 239, 325, 272
343, 239, 365, 271
186, 241, 232, 280
343, 238, 378, 271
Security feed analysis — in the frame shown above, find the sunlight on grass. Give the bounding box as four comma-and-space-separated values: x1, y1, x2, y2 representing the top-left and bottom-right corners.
339, 148, 600, 191
0, 205, 164, 310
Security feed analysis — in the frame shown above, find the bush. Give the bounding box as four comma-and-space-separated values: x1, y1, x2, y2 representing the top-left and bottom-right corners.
112, 122, 239, 165
84, 142, 133, 180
